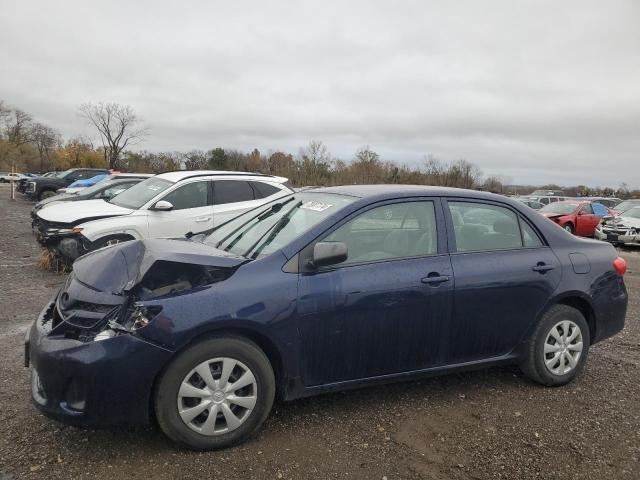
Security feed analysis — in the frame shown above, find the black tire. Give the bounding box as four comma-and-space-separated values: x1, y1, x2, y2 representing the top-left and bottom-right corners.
155, 336, 275, 451
37, 189, 56, 201
520, 304, 590, 386
91, 235, 134, 251
563, 223, 574, 235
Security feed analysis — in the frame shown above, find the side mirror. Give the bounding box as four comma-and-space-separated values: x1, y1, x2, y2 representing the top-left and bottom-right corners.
152, 200, 174, 211
309, 241, 348, 268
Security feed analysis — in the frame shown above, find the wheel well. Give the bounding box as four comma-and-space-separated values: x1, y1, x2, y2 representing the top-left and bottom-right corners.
557, 296, 596, 341
148, 327, 286, 423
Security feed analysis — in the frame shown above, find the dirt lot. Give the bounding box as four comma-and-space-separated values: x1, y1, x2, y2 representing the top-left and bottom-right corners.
0, 184, 638, 480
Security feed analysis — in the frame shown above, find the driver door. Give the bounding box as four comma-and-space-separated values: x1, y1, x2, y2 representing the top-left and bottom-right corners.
296, 198, 453, 386
146, 179, 213, 238
575, 204, 600, 236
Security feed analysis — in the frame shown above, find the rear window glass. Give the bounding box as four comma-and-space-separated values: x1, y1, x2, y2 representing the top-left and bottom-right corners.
251, 182, 280, 199
214, 180, 254, 204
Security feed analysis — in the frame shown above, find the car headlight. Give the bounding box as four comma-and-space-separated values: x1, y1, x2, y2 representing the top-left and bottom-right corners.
46, 227, 83, 236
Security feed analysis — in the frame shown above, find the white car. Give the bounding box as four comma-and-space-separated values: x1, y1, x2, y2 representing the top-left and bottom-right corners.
36, 170, 293, 261
0, 172, 25, 183
595, 206, 640, 246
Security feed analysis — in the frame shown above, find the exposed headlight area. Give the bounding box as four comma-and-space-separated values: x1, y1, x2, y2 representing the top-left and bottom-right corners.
26, 181, 36, 193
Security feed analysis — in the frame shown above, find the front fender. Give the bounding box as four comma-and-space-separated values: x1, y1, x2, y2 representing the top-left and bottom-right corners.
80, 218, 147, 242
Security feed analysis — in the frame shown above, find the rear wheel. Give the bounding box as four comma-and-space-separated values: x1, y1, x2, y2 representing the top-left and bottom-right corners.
155, 336, 275, 450
520, 305, 590, 386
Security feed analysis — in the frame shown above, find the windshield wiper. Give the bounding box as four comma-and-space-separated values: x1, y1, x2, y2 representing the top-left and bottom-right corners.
243, 200, 302, 258
214, 197, 296, 249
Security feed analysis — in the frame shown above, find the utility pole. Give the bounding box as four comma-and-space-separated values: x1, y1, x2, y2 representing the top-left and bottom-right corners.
10, 162, 15, 201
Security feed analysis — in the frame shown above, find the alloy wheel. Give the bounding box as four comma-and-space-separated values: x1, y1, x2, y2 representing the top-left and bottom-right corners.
177, 357, 257, 436
543, 320, 583, 376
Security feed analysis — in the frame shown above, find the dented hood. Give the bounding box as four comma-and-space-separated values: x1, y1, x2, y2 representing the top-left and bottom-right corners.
72, 238, 248, 294
37, 199, 133, 223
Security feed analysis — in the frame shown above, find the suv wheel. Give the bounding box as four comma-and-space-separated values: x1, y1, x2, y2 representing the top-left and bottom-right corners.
155, 336, 275, 450
520, 304, 590, 386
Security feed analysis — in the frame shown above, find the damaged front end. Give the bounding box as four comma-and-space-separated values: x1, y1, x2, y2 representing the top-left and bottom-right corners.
42, 238, 247, 343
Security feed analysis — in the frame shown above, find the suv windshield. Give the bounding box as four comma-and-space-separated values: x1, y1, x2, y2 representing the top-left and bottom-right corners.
204, 192, 355, 259
109, 177, 173, 209
56, 169, 75, 178
539, 202, 578, 215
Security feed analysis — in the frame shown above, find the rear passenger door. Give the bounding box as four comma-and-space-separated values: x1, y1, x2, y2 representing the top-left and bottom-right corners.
444, 200, 561, 364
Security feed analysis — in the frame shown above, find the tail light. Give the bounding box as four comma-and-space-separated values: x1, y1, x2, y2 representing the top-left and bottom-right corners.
613, 257, 627, 276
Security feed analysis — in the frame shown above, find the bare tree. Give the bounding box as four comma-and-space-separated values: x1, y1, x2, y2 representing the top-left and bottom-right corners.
78, 102, 147, 169
31, 122, 59, 171
6, 109, 33, 146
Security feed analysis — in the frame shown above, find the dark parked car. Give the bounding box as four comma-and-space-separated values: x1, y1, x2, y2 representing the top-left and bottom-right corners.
24, 168, 109, 200
26, 186, 628, 450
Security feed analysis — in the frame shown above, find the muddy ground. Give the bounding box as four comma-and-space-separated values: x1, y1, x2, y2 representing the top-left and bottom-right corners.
0, 184, 638, 479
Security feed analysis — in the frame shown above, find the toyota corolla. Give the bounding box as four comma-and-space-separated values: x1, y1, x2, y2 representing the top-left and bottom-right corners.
25, 186, 628, 450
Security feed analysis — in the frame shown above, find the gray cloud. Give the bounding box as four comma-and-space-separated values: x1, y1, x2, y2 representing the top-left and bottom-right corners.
1, 0, 638, 186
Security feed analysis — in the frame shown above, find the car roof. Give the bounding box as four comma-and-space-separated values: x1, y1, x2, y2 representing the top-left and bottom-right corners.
310, 184, 510, 201
156, 170, 288, 183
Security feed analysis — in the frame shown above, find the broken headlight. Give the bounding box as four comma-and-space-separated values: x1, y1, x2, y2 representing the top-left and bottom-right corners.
93, 304, 162, 342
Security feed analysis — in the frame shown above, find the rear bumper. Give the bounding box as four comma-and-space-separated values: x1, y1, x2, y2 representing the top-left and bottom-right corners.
26, 299, 173, 427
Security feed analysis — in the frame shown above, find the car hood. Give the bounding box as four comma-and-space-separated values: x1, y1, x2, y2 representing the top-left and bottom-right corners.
38, 193, 75, 206
605, 216, 640, 228
541, 212, 568, 219
73, 238, 248, 295
37, 199, 133, 223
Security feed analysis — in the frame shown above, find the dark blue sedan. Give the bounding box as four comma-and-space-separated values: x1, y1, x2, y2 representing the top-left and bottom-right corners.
26, 185, 628, 450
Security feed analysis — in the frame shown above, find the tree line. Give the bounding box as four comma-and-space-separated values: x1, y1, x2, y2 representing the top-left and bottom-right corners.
0, 99, 636, 198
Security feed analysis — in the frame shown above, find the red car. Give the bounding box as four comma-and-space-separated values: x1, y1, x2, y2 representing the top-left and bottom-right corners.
539, 200, 607, 236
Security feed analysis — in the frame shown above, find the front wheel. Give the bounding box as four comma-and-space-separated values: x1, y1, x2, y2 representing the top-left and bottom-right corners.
563, 223, 574, 234
38, 190, 56, 201
155, 337, 275, 450
520, 305, 590, 386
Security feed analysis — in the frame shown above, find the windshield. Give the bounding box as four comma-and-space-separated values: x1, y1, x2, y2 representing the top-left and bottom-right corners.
56, 169, 75, 178
204, 192, 356, 259
109, 177, 173, 209
539, 202, 578, 215
80, 178, 121, 196
616, 200, 640, 213
623, 207, 640, 219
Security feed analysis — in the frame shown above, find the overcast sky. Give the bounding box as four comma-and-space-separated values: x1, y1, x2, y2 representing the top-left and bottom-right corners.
1, 0, 638, 186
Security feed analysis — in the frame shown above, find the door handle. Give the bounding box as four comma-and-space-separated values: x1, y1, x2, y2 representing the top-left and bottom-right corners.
532, 263, 555, 273
195, 217, 212, 223
421, 274, 450, 285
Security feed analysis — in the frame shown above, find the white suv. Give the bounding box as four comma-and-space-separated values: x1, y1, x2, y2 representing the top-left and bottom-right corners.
35, 170, 292, 260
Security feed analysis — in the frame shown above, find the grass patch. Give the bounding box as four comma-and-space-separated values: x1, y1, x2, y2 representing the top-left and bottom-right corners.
38, 248, 70, 273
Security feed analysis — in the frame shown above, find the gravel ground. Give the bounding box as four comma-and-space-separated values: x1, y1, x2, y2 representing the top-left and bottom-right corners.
0, 184, 638, 480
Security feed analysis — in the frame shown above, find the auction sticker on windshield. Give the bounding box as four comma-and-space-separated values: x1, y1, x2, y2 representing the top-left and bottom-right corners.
300, 201, 333, 212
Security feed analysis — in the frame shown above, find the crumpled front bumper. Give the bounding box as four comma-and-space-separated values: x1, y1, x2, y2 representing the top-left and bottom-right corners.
595, 227, 640, 245
26, 297, 173, 427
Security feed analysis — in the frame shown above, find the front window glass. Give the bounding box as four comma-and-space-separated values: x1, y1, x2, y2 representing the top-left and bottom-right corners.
539, 202, 578, 215
205, 193, 355, 258
109, 177, 173, 209
160, 181, 209, 210
323, 201, 438, 264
